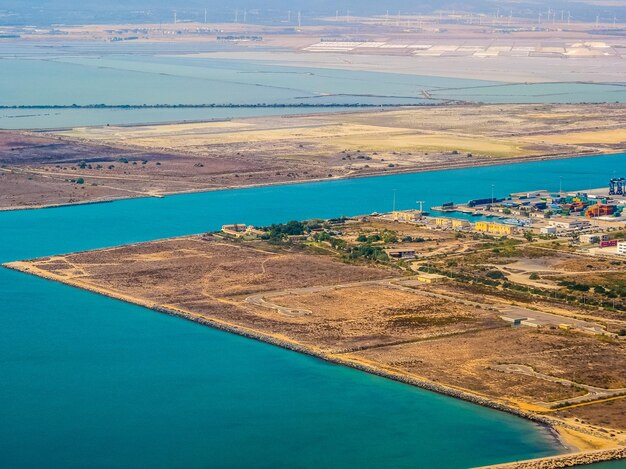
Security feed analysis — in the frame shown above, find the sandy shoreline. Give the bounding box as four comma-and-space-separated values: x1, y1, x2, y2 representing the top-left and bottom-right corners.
5, 259, 624, 465
1, 149, 620, 213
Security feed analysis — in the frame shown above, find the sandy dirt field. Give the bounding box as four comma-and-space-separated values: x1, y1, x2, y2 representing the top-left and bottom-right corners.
351, 327, 626, 408
3, 103, 622, 210
0, 105, 626, 209
57, 104, 626, 159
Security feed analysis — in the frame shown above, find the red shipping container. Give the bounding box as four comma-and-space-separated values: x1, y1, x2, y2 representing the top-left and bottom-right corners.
600, 240, 618, 248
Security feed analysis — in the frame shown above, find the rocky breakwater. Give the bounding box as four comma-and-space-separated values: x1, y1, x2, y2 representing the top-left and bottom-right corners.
476, 446, 626, 468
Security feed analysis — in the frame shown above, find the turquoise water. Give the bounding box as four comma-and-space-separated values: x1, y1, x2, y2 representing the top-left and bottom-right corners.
0, 268, 558, 468
2, 153, 623, 263
2, 153, 625, 468
589, 462, 626, 468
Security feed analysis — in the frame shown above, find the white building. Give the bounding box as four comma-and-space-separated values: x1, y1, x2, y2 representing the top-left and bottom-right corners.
581, 234, 609, 244
618, 242, 626, 256
548, 219, 591, 231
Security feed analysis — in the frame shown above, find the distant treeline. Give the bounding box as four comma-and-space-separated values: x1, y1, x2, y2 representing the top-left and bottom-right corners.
216, 35, 262, 41
0, 103, 440, 110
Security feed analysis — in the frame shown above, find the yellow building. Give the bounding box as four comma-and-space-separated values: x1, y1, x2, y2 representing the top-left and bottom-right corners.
392, 210, 420, 222
474, 221, 515, 236
451, 219, 471, 230
433, 217, 452, 226
416, 273, 448, 284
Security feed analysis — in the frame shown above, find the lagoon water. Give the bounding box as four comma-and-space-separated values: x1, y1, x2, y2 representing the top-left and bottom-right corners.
2, 152, 626, 467
2, 53, 626, 128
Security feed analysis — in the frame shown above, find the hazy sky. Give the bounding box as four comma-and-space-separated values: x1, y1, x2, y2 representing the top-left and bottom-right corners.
1, 0, 625, 25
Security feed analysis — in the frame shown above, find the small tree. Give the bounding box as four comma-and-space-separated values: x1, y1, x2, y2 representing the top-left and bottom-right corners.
382, 230, 398, 244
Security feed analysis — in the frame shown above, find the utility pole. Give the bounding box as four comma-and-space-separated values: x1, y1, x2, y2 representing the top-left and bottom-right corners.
173, 10, 177, 24
416, 200, 425, 217
392, 189, 397, 212
491, 184, 495, 204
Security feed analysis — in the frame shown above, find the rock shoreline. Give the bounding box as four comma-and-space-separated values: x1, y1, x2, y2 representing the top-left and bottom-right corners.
476, 446, 626, 468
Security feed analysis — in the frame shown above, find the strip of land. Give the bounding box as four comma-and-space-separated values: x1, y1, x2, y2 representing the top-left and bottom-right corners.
2, 103, 625, 210
6, 217, 626, 458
